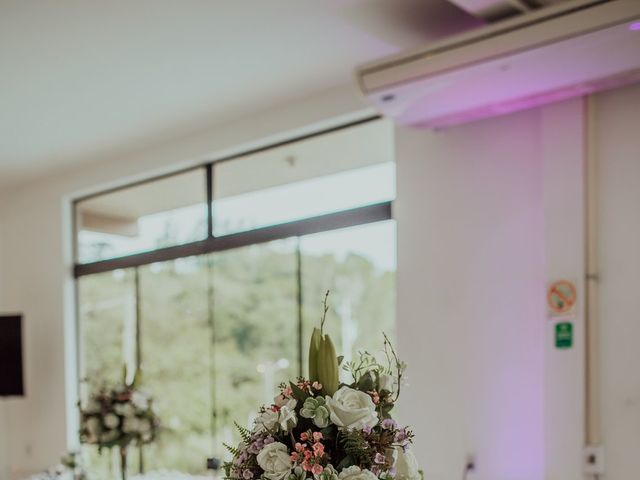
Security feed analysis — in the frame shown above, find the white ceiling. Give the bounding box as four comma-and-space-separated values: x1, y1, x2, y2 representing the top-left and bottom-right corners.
0, 0, 478, 186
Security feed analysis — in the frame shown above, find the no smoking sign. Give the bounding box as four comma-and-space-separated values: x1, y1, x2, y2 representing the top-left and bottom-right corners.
547, 280, 577, 317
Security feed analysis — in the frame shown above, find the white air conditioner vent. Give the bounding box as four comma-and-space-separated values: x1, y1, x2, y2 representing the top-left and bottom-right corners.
355, 0, 640, 128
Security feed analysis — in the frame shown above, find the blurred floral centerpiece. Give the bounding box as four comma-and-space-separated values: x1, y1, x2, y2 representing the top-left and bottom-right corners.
224, 293, 421, 480
78, 370, 160, 480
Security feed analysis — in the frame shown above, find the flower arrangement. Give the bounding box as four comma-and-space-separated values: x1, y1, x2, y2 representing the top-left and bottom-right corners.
224, 294, 421, 480
78, 370, 160, 480
27, 451, 88, 480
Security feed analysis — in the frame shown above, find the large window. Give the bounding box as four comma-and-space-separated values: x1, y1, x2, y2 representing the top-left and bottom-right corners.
75, 118, 396, 477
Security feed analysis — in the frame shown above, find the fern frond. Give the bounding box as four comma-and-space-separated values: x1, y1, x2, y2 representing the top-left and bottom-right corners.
340, 430, 371, 464
234, 421, 252, 444
223, 442, 241, 457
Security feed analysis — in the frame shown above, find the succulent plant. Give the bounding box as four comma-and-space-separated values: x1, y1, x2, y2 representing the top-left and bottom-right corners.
300, 396, 330, 428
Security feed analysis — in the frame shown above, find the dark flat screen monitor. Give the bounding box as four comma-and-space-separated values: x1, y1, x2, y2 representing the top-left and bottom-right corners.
0, 315, 24, 396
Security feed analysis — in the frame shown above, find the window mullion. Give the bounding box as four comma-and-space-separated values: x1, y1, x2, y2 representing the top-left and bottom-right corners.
296, 239, 303, 377
206, 163, 214, 239
134, 267, 142, 372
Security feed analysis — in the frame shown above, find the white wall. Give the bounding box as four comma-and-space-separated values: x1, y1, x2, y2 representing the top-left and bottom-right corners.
394, 98, 594, 480
594, 84, 640, 478
394, 83, 640, 480
540, 100, 586, 480
395, 104, 558, 480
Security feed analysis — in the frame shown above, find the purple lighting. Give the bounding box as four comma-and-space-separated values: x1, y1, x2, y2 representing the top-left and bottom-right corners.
629, 21, 640, 31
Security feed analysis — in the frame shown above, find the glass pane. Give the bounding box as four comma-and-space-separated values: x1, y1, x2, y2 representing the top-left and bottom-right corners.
78, 269, 138, 479
138, 257, 212, 475
210, 239, 298, 455
213, 120, 394, 236
78, 269, 136, 393
76, 168, 207, 263
300, 221, 396, 381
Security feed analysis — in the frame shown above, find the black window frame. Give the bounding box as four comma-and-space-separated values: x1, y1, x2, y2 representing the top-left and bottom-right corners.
73, 115, 395, 470
72, 115, 391, 278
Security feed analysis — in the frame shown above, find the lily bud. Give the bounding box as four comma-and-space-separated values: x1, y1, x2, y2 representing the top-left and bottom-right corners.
309, 328, 321, 383
318, 334, 339, 396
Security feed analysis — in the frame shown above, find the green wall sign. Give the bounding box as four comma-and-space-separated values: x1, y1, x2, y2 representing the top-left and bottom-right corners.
555, 322, 573, 349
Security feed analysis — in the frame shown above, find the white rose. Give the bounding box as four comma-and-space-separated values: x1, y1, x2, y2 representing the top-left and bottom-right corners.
85, 417, 101, 441
378, 374, 395, 394
394, 448, 420, 480
86, 417, 101, 433
337, 466, 378, 480
103, 413, 120, 429
326, 387, 378, 430
254, 409, 279, 433
256, 442, 292, 480
122, 417, 141, 434
84, 400, 101, 414
114, 403, 135, 417
131, 391, 149, 410
138, 418, 152, 433
100, 429, 119, 443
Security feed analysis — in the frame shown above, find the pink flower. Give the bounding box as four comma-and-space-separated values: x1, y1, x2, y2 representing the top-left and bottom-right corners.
274, 395, 289, 408
312, 432, 323, 442
311, 465, 324, 475
295, 443, 304, 452
302, 461, 313, 472
312, 382, 323, 390
300, 432, 309, 442
290, 452, 299, 462
298, 381, 310, 391
313, 443, 325, 457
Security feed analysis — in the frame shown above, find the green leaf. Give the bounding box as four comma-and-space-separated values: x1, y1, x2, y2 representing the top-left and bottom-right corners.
320, 425, 336, 439
336, 455, 355, 470
357, 371, 375, 392
132, 368, 142, 388
380, 403, 394, 420
289, 381, 310, 402
234, 421, 252, 444
223, 442, 241, 457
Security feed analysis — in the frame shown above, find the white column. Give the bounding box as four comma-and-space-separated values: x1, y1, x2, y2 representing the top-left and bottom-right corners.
540, 98, 586, 480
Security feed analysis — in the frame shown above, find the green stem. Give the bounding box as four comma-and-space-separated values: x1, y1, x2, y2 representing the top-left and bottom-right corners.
320, 291, 330, 335
120, 446, 127, 480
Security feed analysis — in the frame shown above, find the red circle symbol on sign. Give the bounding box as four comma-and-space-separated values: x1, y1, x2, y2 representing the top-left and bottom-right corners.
547, 280, 577, 314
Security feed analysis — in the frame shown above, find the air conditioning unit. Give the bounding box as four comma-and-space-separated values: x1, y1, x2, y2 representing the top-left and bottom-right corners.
355, 0, 640, 128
